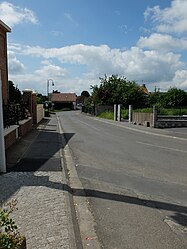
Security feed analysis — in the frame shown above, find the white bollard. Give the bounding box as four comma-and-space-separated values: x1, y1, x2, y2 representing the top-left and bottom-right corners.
129, 105, 132, 123
117, 104, 121, 122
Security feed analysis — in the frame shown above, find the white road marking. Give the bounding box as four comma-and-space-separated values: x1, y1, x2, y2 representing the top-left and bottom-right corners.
136, 141, 187, 153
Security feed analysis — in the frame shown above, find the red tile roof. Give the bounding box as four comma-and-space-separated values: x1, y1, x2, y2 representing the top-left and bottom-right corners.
51, 93, 76, 102
140, 84, 149, 95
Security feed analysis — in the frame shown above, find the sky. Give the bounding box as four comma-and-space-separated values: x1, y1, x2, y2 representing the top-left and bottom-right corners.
1, 0, 187, 95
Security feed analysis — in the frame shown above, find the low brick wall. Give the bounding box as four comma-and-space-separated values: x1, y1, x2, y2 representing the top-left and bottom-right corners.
155, 116, 187, 128
4, 118, 33, 149
131, 111, 187, 128
132, 112, 153, 127
19, 118, 32, 137
4, 125, 19, 149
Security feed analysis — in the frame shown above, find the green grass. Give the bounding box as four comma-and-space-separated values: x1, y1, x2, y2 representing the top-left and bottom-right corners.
98, 111, 114, 120
121, 109, 129, 119
96, 107, 187, 121
97, 109, 129, 120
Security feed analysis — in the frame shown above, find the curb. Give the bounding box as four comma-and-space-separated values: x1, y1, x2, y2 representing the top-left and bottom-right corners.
91, 116, 187, 141
57, 115, 102, 249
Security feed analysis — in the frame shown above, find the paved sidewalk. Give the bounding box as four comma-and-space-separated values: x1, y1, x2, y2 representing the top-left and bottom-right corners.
0, 115, 75, 249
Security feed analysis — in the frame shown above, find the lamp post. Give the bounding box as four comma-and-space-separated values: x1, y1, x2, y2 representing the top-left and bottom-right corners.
46, 79, 54, 101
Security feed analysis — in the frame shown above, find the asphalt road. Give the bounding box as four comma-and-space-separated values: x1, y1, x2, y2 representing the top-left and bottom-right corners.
58, 111, 187, 249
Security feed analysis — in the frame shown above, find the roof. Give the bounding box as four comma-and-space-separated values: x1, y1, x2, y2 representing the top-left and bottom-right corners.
51, 93, 77, 102
140, 84, 149, 95
0, 20, 11, 32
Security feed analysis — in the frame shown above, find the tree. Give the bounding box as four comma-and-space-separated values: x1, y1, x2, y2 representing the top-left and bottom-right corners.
81, 91, 90, 98
8, 81, 21, 104
36, 93, 47, 104
90, 75, 147, 108
162, 87, 187, 107
147, 92, 163, 107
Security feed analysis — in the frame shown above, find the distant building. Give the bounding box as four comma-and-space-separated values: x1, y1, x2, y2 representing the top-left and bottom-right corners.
0, 20, 11, 105
50, 92, 77, 110
140, 84, 149, 95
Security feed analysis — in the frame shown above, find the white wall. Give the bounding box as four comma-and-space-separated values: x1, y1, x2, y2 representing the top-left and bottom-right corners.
37, 104, 44, 123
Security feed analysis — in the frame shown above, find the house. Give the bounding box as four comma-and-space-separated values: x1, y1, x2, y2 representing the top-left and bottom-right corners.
0, 20, 11, 105
140, 84, 149, 95
50, 92, 77, 110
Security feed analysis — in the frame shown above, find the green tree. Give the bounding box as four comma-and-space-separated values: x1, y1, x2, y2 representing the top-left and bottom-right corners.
162, 87, 187, 107
81, 91, 90, 98
147, 92, 163, 107
8, 81, 21, 104
90, 75, 147, 108
36, 93, 47, 104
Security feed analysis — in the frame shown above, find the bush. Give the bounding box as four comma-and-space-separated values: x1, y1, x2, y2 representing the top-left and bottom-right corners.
158, 108, 187, 115
97, 108, 129, 120
0, 200, 25, 249
97, 111, 114, 120
121, 109, 129, 119
133, 108, 153, 113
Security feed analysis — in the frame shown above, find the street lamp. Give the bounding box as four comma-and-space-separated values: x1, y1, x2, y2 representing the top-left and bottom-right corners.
47, 79, 54, 101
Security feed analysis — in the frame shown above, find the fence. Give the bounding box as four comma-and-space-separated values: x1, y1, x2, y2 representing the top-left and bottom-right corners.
3, 103, 29, 128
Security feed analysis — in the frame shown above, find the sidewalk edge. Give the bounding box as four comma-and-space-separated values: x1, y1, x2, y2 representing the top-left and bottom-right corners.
57, 114, 102, 249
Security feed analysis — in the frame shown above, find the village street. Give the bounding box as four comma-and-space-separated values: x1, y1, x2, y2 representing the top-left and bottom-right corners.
58, 110, 187, 249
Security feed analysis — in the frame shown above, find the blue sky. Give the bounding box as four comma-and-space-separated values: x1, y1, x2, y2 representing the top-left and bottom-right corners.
1, 0, 187, 95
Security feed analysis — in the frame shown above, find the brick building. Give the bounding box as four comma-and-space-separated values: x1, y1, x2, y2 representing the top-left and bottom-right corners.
50, 93, 77, 110
0, 20, 11, 105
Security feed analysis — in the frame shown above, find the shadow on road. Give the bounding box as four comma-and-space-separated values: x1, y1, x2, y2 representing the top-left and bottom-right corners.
71, 187, 187, 229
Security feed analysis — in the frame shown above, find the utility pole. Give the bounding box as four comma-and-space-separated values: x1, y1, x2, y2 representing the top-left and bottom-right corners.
0, 70, 6, 172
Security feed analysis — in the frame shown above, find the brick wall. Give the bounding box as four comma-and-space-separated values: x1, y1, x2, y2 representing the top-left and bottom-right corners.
0, 21, 11, 105
4, 125, 19, 150
32, 93, 37, 124
19, 118, 33, 137
4, 118, 32, 150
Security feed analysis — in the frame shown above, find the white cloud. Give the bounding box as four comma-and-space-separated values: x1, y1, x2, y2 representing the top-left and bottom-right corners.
8, 51, 25, 74
8, 64, 68, 94
35, 64, 68, 78
8, 42, 187, 93
22, 44, 183, 82
137, 33, 187, 52
172, 70, 187, 89
0, 1, 38, 27
144, 0, 187, 34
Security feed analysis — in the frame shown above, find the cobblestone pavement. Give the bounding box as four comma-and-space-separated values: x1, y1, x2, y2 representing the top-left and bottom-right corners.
0, 115, 75, 249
